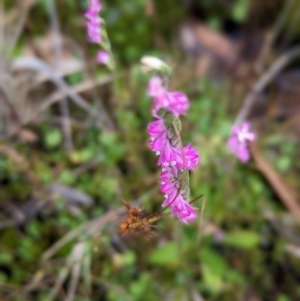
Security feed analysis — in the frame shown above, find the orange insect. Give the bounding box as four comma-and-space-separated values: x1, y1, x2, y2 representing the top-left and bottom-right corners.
118, 194, 204, 238
118, 199, 162, 238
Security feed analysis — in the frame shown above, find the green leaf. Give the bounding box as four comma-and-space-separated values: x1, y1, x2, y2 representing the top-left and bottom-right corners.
232, 0, 249, 22
224, 230, 260, 249
148, 242, 179, 266
224, 269, 245, 285
277, 294, 290, 301
249, 175, 265, 194
207, 17, 222, 30
59, 170, 76, 185
276, 156, 291, 172
0, 272, 8, 283
129, 273, 151, 299
79, 148, 95, 163
122, 251, 136, 265
0, 252, 13, 264
202, 263, 223, 292
99, 132, 117, 146
44, 128, 62, 149
200, 249, 228, 277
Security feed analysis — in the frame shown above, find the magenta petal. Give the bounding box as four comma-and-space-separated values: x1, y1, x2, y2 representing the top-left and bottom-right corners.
148, 76, 165, 98
147, 77, 190, 117
149, 131, 167, 153
167, 92, 190, 116
159, 166, 178, 194
162, 189, 178, 207
162, 141, 175, 162
170, 195, 198, 223
85, 0, 103, 45
173, 144, 200, 171
148, 119, 166, 136
97, 50, 109, 64
89, 0, 102, 12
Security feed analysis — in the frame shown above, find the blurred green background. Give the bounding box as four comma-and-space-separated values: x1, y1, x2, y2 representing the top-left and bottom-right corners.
1, 0, 300, 300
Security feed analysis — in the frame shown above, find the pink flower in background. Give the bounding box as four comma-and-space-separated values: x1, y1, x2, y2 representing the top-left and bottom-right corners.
85, 0, 102, 44
97, 50, 109, 64
148, 76, 190, 117
233, 122, 256, 144
228, 122, 256, 163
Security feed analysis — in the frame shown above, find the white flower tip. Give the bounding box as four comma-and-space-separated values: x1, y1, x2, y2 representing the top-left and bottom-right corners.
141, 56, 164, 68
141, 56, 171, 75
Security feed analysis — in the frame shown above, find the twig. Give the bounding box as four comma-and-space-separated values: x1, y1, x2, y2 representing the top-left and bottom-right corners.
197, 196, 206, 244
0, 82, 21, 131
6, 1, 31, 55
72, 158, 99, 177
47, 0, 73, 151
190, 289, 204, 301
172, 120, 188, 196
41, 208, 124, 261
236, 46, 300, 124
65, 242, 85, 301
46, 246, 77, 301
250, 141, 300, 220
34, 59, 84, 85
12, 57, 107, 127
278, 4, 300, 53
22, 75, 115, 125
0, 0, 3, 55
257, 0, 296, 70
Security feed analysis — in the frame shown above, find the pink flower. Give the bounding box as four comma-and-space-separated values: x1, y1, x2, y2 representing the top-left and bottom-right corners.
148, 118, 166, 139
228, 122, 256, 163
232, 122, 256, 144
88, 0, 102, 12
147, 76, 190, 117
148, 119, 177, 165
146, 70, 200, 223
148, 76, 165, 98
85, 0, 103, 44
159, 166, 197, 224
162, 189, 197, 224
157, 140, 177, 166
97, 50, 110, 64
173, 144, 200, 171
167, 92, 190, 116
148, 119, 200, 168
159, 165, 178, 195
171, 197, 197, 223
148, 119, 168, 154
